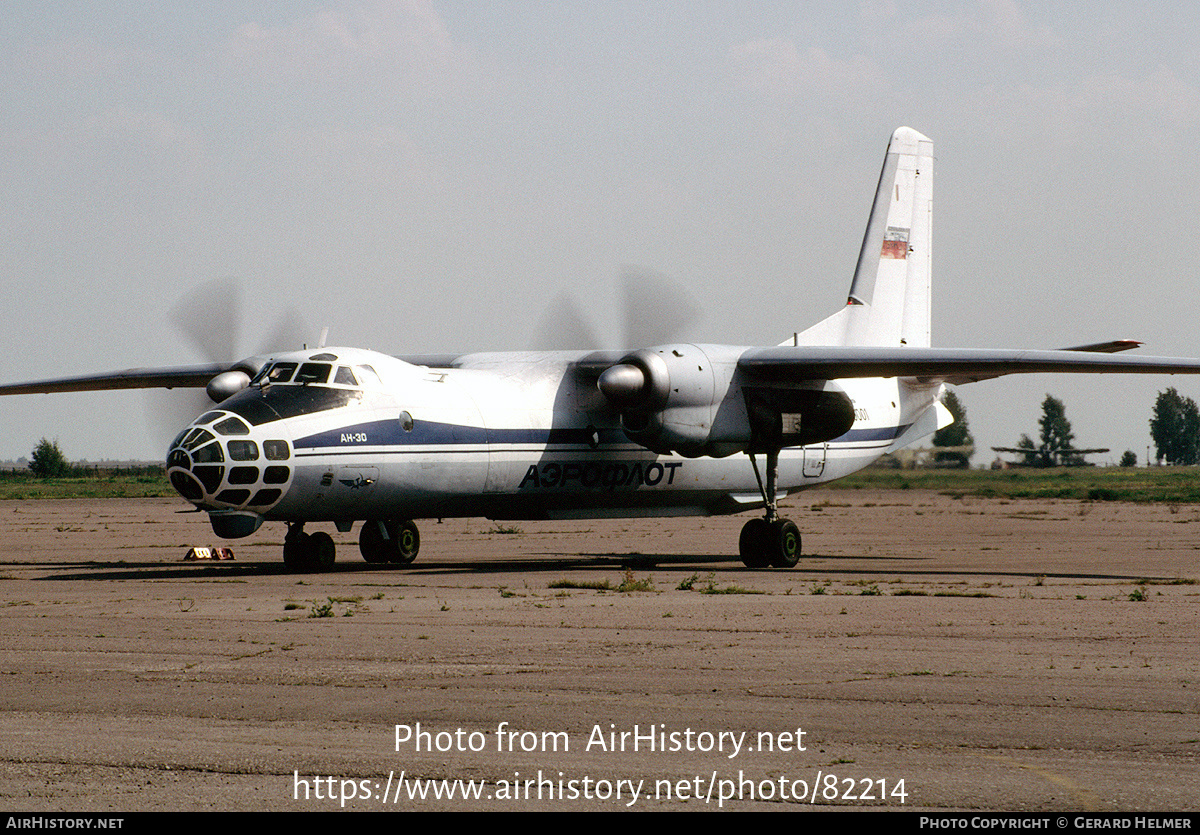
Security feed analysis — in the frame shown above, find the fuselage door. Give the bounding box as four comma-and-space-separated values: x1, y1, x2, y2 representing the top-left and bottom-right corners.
803, 443, 827, 478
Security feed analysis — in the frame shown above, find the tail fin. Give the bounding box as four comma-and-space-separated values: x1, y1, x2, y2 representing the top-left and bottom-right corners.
793, 127, 933, 348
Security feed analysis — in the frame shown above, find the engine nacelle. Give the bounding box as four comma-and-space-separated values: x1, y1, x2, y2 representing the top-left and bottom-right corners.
597, 344, 856, 457
206, 370, 251, 403
595, 344, 737, 456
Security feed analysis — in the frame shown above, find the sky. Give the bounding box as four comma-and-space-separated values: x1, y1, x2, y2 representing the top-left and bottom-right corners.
2, 1, 1200, 465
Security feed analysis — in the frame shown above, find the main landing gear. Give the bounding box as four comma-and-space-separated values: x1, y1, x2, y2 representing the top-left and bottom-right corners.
739, 449, 801, 569
281, 520, 421, 572
358, 520, 420, 565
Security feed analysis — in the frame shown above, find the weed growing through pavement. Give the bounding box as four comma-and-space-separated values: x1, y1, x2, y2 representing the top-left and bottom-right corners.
617, 568, 655, 592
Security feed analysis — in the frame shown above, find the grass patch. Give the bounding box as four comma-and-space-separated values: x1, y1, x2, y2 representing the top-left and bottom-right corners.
0, 467, 172, 500
548, 578, 612, 591
827, 466, 1200, 504
681, 572, 764, 595
700, 583, 765, 595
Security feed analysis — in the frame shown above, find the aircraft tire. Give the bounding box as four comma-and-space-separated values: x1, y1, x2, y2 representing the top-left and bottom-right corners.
283, 531, 313, 572
393, 520, 420, 564
309, 531, 336, 571
739, 518, 772, 568
769, 519, 801, 568
359, 521, 391, 563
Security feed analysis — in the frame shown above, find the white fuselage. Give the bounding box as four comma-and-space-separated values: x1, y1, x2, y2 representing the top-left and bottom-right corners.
165, 347, 941, 531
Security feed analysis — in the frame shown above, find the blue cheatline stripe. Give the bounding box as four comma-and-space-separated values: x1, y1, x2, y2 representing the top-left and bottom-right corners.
293, 418, 911, 450
294, 419, 622, 449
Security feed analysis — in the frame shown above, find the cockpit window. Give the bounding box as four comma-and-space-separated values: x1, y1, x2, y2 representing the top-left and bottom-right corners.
357, 365, 381, 386
267, 363, 298, 383
196, 411, 223, 425
294, 363, 331, 384
251, 360, 358, 388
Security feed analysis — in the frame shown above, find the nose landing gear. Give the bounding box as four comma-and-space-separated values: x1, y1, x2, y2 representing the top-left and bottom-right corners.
283, 524, 336, 572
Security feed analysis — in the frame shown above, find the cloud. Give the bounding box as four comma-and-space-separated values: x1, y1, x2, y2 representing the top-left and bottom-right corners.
256, 124, 439, 192
885, 0, 1058, 53
726, 38, 887, 105
969, 65, 1200, 152
221, 0, 472, 96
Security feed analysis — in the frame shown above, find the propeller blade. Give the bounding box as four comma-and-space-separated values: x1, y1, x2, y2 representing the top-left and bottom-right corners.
143, 389, 214, 454
170, 277, 240, 364
255, 306, 313, 356
532, 293, 603, 350
621, 267, 701, 348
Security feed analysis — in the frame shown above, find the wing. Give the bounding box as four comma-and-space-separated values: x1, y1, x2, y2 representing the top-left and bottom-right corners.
0, 364, 227, 396
737, 346, 1200, 385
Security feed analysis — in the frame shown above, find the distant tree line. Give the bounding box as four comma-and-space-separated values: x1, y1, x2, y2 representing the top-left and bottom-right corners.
20, 438, 163, 479
1150, 388, 1200, 465
950, 387, 1200, 468
931, 388, 973, 467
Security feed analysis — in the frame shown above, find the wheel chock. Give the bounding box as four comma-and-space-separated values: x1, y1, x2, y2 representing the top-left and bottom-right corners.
184, 546, 235, 561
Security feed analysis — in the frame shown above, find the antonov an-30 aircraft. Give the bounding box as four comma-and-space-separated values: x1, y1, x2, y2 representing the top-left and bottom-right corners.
6, 127, 1200, 572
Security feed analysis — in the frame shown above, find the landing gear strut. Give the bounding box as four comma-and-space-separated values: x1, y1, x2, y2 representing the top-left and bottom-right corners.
739, 449, 801, 569
359, 520, 420, 565
283, 523, 336, 572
